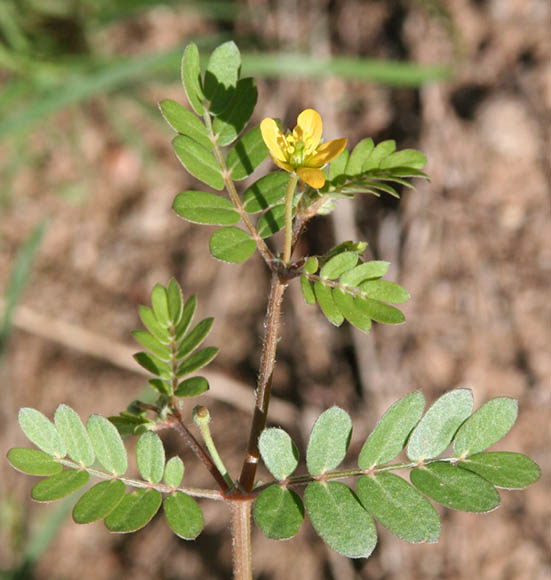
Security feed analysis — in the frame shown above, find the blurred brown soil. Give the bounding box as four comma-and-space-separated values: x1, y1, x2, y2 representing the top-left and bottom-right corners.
1, 1, 549, 579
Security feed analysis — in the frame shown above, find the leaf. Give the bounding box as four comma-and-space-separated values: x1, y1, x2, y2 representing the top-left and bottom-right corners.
360, 280, 410, 304
339, 261, 390, 286
181, 43, 204, 115
407, 389, 474, 461
172, 135, 224, 191
209, 227, 256, 263
328, 149, 349, 181
164, 492, 203, 540
173, 191, 239, 226
133, 352, 172, 379
7, 448, 62, 476
379, 149, 427, 170
300, 275, 316, 305
458, 452, 541, 489
213, 78, 258, 146
177, 318, 214, 359
176, 346, 218, 377
306, 407, 352, 475
72, 480, 126, 524
149, 378, 171, 396
87, 415, 128, 475
151, 284, 170, 328
243, 172, 289, 213
166, 279, 184, 325
259, 428, 299, 480
314, 282, 344, 326
358, 391, 425, 468
136, 432, 165, 483
18, 408, 67, 458
226, 126, 269, 180
132, 331, 172, 362
453, 397, 518, 456
257, 203, 286, 238
105, 489, 162, 533
31, 469, 89, 502
175, 295, 197, 341
253, 485, 304, 540
204, 41, 241, 113
332, 289, 372, 333
362, 140, 396, 171
164, 456, 185, 488
346, 138, 374, 176
54, 405, 95, 466
138, 306, 170, 344
357, 473, 440, 543
174, 376, 210, 397
304, 481, 377, 559
354, 297, 405, 324
319, 252, 358, 280
304, 256, 318, 274
158, 99, 211, 150
411, 461, 499, 512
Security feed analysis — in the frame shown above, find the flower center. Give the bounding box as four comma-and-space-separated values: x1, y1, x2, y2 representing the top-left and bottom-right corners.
276, 129, 318, 168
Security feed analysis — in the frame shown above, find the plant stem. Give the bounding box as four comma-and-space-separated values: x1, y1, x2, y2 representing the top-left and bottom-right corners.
238, 273, 287, 492
229, 499, 253, 580
202, 110, 274, 267
282, 173, 299, 264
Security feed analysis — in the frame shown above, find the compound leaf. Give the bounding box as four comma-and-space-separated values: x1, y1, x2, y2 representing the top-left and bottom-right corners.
357, 473, 440, 543
305, 481, 377, 559
407, 389, 473, 461
358, 391, 425, 468
307, 407, 352, 475
253, 485, 304, 540
72, 480, 126, 524
105, 489, 162, 533
411, 461, 499, 512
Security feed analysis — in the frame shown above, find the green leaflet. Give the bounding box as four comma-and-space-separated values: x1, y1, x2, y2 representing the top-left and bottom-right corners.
407, 389, 473, 461
358, 391, 425, 468
259, 428, 299, 480
357, 473, 440, 543
173, 191, 240, 226
212, 78, 258, 146
328, 149, 349, 182
410, 462, 499, 513
226, 126, 269, 180
453, 397, 518, 456
105, 489, 162, 533
31, 469, 89, 502
306, 407, 352, 476
172, 135, 224, 191
72, 480, 126, 524
151, 284, 170, 327
360, 280, 410, 304
164, 492, 203, 540
18, 408, 67, 458
7, 448, 62, 476
175, 295, 197, 341
174, 376, 210, 397
303, 256, 319, 274
458, 452, 541, 490
132, 330, 172, 361
353, 297, 405, 324
176, 347, 218, 377
257, 203, 286, 238
305, 481, 377, 559
242, 172, 289, 213
134, 352, 172, 379
87, 415, 128, 476
177, 318, 214, 359
159, 99, 211, 150
346, 138, 374, 176
332, 290, 372, 333
54, 404, 95, 466
209, 227, 256, 263
362, 140, 396, 171
253, 485, 304, 540
314, 282, 344, 326
339, 261, 389, 286
379, 149, 427, 170
204, 41, 241, 114
164, 456, 185, 488
167, 279, 184, 325
181, 43, 204, 115
319, 251, 359, 280
138, 306, 170, 344
136, 432, 165, 484
300, 275, 316, 305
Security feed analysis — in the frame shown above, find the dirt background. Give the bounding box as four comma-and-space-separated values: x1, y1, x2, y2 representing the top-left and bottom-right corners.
1, 1, 549, 579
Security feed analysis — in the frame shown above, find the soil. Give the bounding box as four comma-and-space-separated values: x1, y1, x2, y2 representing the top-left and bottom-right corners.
1, 1, 549, 579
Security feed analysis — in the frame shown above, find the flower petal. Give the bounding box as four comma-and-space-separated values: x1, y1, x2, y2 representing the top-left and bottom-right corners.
260, 118, 287, 162
296, 109, 323, 149
297, 167, 326, 189
271, 155, 294, 172
308, 138, 348, 167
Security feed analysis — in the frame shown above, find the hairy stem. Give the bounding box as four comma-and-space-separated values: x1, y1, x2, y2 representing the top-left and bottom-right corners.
238, 273, 287, 491
282, 173, 299, 264
229, 499, 253, 580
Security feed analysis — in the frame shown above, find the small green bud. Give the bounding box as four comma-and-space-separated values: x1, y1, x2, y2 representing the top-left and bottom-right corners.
193, 405, 211, 426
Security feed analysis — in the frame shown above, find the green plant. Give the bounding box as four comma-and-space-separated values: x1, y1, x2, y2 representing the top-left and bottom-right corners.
7, 41, 540, 579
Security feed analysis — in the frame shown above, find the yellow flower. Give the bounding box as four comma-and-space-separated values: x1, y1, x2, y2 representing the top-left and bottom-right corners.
260, 109, 347, 189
